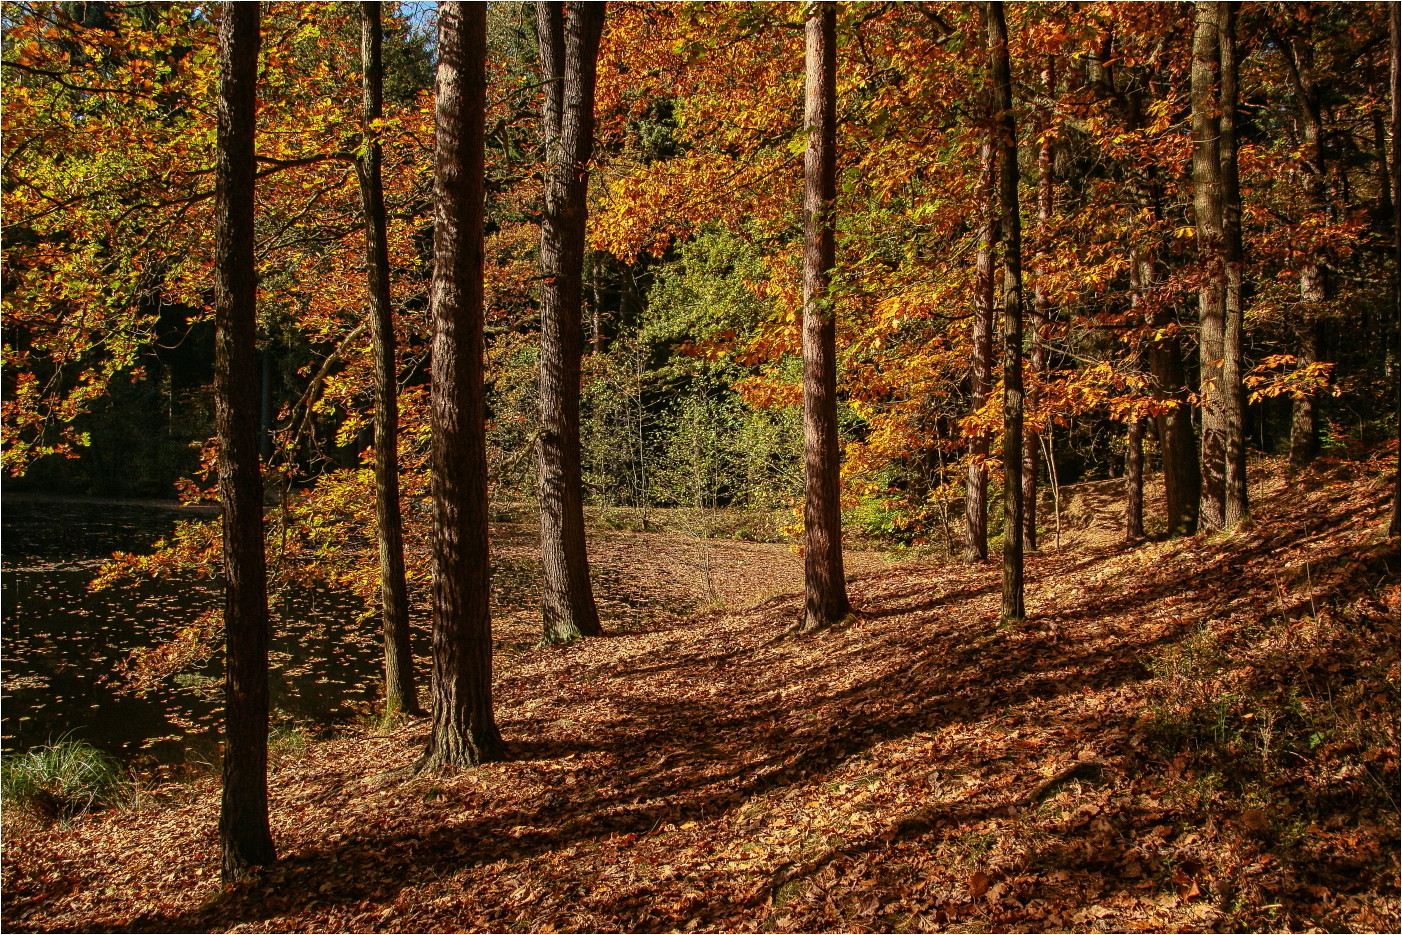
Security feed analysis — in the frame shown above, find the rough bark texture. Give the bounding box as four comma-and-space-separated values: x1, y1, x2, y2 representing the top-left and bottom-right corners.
1126, 417, 1145, 541
964, 136, 996, 564
536, 1, 604, 644
988, 1, 1025, 624
1193, 1, 1227, 534
422, 2, 501, 770
215, 1, 275, 884
1022, 58, 1055, 553
1219, 2, 1248, 527
1283, 13, 1327, 470
358, 1, 419, 718
799, 2, 850, 631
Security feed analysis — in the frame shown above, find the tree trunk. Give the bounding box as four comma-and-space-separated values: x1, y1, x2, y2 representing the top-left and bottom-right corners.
591, 254, 603, 354
536, 0, 604, 644
964, 135, 996, 564
1283, 14, 1328, 470
358, 1, 420, 719
421, 1, 501, 770
1126, 417, 1145, 541
1150, 334, 1200, 536
1219, 2, 1248, 526
214, 1, 275, 884
1127, 257, 1154, 542
799, 2, 850, 631
1193, 2, 1227, 534
1022, 58, 1055, 553
988, 1, 1025, 624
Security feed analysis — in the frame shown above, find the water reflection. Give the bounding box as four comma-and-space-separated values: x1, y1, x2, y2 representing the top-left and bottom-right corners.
1, 496, 411, 765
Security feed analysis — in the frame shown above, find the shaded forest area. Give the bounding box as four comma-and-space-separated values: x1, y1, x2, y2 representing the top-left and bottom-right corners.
2, 0, 1399, 932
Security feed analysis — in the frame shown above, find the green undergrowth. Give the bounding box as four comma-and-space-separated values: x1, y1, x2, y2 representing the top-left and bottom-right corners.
1, 739, 126, 823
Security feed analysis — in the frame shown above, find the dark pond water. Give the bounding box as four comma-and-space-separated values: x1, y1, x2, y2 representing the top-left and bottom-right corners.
1, 496, 414, 765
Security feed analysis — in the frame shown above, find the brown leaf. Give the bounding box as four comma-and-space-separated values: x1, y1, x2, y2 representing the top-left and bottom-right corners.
967, 869, 991, 899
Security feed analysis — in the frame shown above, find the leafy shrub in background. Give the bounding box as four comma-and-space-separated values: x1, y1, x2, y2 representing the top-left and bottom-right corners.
1, 739, 124, 822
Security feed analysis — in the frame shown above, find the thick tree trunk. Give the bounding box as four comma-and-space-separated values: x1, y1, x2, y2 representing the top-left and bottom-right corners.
1193, 2, 1227, 534
421, 1, 501, 770
1125, 417, 1145, 541
988, 1, 1024, 624
799, 2, 851, 631
214, 1, 275, 884
964, 137, 996, 564
358, 1, 420, 719
1219, 2, 1248, 526
536, 1, 604, 644
1022, 58, 1055, 553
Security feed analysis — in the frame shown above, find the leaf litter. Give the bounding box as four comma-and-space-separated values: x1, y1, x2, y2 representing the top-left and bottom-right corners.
2, 457, 1397, 933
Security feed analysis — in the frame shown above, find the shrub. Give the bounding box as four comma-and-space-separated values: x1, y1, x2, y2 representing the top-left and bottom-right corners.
1, 739, 124, 821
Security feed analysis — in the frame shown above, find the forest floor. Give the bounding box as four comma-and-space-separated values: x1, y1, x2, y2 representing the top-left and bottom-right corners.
2, 455, 1399, 934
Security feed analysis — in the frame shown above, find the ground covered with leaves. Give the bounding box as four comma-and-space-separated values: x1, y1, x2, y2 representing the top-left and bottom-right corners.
3, 458, 1398, 934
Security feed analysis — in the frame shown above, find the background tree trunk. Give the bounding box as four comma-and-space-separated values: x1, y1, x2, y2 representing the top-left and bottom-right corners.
1282, 12, 1328, 470
536, 0, 604, 644
799, 1, 851, 631
422, 1, 501, 770
988, 0, 1025, 624
964, 135, 996, 564
358, 0, 419, 719
1219, 1, 1248, 526
214, 0, 275, 884
1151, 336, 1201, 536
1022, 58, 1055, 554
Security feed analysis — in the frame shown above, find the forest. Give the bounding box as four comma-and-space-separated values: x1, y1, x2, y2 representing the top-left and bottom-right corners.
1, 1, 1399, 932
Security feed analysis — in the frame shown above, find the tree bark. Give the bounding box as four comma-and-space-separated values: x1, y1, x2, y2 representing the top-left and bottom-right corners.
1193, 1, 1227, 533
536, 1, 604, 644
214, 1, 275, 884
988, 1, 1025, 624
964, 135, 996, 564
1150, 334, 1200, 536
799, 1, 851, 631
1022, 58, 1055, 553
1125, 417, 1145, 541
358, 1, 420, 719
1282, 11, 1328, 470
421, 1, 501, 770
1127, 258, 1154, 542
1219, 2, 1248, 526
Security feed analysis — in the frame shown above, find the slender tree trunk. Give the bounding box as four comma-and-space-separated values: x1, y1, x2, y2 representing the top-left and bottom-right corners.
1392, 5, 1400, 232
1150, 335, 1200, 535
988, 1, 1024, 624
1219, 2, 1248, 526
1127, 259, 1154, 541
1193, 1, 1227, 533
964, 136, 996, 563
591, 254, 603, 354
421, 1, 501, 770
214, 1, 274, 883
799, 2, 850, 631
1022, 58, 1055, 553
358, 1, 419, 718
536, 1, 604, 644
1283, 16, 1328, 470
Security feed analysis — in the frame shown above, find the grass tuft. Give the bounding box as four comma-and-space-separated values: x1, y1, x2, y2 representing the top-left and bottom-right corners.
1, 739, 124, 822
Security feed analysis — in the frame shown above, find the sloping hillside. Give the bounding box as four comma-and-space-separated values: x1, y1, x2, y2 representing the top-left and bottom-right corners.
3, 458, 1397, 934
